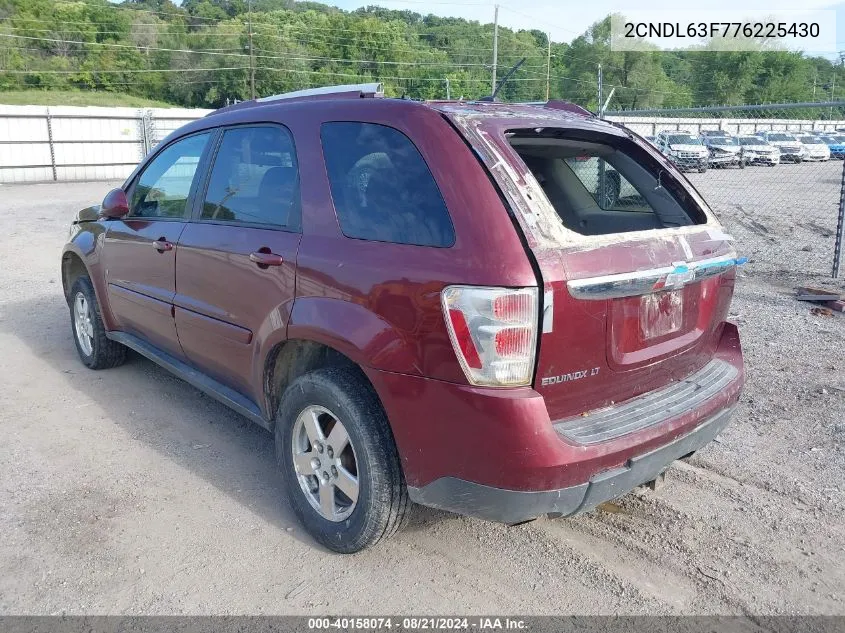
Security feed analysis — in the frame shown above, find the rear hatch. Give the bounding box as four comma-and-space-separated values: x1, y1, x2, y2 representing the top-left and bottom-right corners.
437, 103, 738, 421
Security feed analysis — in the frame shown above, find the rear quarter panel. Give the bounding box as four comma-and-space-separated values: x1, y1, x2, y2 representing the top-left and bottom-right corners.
284, 99, 538, 382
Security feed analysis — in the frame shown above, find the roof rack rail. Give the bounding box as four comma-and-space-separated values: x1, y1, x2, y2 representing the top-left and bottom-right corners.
257, 83, 384, 103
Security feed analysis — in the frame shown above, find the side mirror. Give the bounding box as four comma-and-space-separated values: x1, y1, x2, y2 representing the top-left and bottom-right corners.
100, 188, 130, 219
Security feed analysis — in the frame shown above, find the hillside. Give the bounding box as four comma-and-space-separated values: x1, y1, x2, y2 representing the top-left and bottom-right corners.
0, 88, 177, 106
0, 0, 842, 110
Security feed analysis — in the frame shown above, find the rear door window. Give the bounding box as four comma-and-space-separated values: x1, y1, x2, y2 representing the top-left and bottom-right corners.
320, 122, 455, 247
201, 125, 300, 229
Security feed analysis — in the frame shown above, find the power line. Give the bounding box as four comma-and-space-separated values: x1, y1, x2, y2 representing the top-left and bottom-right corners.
1, 67, 248, 74
0, 33, 509, 67
256, 65, 548, 82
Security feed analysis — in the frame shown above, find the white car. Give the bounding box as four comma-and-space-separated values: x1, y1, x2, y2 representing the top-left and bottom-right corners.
655, 131, 709, 172
798, 135, 831, 161
736, 135, 779, 166
756, 131, 804, 163
702, 135, 743, 168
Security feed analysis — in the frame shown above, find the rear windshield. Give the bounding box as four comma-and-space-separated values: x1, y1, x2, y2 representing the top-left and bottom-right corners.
507, 131, 707, 237
767, 133, 795, 141
710, 137, 738, 145
800, 136, 819, 143
738, 136, 767, 145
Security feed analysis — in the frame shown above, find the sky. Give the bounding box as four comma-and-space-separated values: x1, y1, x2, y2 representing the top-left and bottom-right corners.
319, 0, 845, 59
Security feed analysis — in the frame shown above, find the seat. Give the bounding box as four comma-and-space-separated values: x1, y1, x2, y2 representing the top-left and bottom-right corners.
256, 166, 297, 226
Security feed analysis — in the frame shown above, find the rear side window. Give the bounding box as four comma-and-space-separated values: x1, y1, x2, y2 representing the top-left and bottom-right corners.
509, 133, 707, 236
201, 125, 300, 229
320, 122, 455, 247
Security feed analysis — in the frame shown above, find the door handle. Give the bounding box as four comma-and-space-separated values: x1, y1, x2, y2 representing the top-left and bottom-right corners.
249, 250, 284, 267
152, 239, 173, 252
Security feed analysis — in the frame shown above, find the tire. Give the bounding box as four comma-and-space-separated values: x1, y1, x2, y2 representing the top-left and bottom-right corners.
275, 367, 409, 553
68, 276, 126, 370
698, 164, 707, 173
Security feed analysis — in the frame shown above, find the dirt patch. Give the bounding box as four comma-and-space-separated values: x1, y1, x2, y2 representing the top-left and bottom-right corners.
0, 177, 842, 615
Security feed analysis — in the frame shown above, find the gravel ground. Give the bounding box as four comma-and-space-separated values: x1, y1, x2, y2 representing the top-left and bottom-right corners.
0, 168, 843, 616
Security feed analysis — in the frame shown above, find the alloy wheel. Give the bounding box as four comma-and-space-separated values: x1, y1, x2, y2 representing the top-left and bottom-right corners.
73, 292, 94, 356
291, 405, 359, 522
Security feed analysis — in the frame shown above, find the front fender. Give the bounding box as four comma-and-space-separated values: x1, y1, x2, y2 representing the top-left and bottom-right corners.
62, 222, 116, 330
287, 296, 422, 375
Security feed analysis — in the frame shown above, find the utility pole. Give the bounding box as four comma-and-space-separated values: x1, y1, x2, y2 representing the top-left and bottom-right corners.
248, 0, 255, 100
445, 77, 451, 100
491, 4, 499, 96
545, 32, 551, 102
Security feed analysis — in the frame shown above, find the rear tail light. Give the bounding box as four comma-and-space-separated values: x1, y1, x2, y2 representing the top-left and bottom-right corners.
441, 285, 538, 387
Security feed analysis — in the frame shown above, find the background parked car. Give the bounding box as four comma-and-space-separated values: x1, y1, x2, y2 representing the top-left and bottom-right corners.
655, 131, 709, 172
755, 131, 804, 163
816, 134, 845, 159
701, 135, 743, 168
798, 135, 831, 161
736, 135, 779, 166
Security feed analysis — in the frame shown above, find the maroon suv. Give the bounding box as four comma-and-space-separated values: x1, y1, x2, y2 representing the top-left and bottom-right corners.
62, 84, 745, 553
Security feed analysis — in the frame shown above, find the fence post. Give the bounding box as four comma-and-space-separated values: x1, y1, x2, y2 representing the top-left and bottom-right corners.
136, 109, 147, 159
147, 109, 156, 152
834, 160, 845, 278
45, 108, 57, 181
136, 109, 156, 157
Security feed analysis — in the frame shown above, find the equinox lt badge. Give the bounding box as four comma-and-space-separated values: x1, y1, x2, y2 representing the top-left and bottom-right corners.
541, 367, 600, 386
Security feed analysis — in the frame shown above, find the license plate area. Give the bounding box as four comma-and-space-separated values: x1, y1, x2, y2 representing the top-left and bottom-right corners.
640, 290, 683, 340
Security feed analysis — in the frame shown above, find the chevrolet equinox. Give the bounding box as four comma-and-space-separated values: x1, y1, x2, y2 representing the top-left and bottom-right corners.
62, 83, 745, 553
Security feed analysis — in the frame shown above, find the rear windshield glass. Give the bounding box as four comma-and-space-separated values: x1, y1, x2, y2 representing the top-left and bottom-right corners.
767, 133, 795, 141
738, 136, 766, 145
507, 131, 707, 237
710, 137, 738, 145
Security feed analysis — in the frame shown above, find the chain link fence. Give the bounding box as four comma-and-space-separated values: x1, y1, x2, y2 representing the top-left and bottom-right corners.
606, 102, 845, 279
0, 101, 843, 278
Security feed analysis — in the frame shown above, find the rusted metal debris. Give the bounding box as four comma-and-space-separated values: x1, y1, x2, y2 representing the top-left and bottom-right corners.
795, 286, 844, 315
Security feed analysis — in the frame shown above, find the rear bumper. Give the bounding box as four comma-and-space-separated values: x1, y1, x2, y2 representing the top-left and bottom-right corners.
408, 404, 734, 524
369, 323, 744, 515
